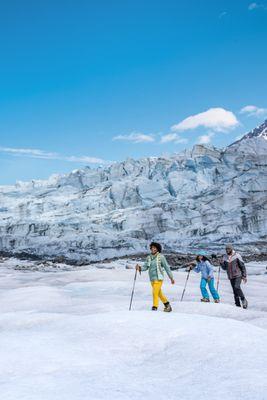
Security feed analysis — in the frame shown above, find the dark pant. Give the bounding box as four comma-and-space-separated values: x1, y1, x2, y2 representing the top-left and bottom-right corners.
230, 277, 245, 306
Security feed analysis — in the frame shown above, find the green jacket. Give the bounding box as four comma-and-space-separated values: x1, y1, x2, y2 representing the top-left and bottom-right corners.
141, 253, 173, 282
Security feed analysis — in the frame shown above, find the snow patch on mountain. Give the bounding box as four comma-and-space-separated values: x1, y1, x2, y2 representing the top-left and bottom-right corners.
230, 119, 267, 146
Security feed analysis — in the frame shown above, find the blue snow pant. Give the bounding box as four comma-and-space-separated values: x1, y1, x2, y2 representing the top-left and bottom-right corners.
200, 278, 220, 300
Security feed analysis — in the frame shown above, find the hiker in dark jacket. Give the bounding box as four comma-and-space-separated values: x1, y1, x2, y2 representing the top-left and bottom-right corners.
220, 244, 248, 309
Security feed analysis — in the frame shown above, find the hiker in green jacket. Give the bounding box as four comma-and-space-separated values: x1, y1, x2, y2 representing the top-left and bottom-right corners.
136, 242, 175, 312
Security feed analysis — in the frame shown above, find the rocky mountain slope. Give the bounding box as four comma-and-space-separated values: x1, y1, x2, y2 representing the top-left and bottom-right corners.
0, 121, 267, 262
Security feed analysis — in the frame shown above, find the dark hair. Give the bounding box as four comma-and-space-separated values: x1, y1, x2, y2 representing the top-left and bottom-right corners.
150, 242, 162, 253
196, 255, 210, 262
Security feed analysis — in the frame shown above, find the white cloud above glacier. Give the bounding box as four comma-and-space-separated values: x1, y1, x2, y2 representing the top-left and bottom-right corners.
171, 108, 240, 133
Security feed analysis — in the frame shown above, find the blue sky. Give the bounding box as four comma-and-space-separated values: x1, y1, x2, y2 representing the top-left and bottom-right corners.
0, 0, 267, 184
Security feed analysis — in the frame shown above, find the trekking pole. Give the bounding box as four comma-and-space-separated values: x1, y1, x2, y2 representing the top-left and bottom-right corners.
211, 254, 221, 292
181, 269, 191, 301
129, 268, 140, 311
216, 265, 221, 291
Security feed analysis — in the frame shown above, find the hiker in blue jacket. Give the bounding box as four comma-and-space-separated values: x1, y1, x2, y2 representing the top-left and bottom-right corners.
190, 251, 220, 303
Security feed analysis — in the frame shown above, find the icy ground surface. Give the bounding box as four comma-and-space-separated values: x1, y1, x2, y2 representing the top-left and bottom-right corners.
0, 258, 267, 400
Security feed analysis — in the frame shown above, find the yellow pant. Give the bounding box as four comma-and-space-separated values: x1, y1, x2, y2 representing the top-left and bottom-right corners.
151, 280, 168, 308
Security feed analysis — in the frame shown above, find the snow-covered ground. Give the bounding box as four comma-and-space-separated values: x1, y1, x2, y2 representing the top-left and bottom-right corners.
0, 258, 267, 400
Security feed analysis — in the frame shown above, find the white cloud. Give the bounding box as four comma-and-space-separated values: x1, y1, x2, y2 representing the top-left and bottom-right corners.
63, 155, 109, 164
196, 132, 215, 145
240, 105, 267, 117
219, 11, 227, 18
0, 146, 109, 165
248, 2, 259, 9
248, 2, 267, 10
171, 108, 239, 133
0, 147, 57, 158
112, 132, 155, 143
160, 133, 188, 144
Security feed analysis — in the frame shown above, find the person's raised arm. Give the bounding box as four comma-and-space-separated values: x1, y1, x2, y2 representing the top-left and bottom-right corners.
191, 263, 200, 273
220, 257, 227, 271
136, 257, 149, 272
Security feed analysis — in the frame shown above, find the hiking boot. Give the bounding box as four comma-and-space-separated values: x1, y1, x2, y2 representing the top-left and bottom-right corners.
151, 306, 158, 311
214, 299, 220, 303
234, 296, 241, 307
163, 302, 172, 312
241, 298, 248, 309
201, 298, 210, 302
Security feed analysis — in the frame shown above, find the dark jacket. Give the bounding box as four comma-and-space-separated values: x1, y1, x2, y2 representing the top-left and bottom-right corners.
220, 251, 247, 280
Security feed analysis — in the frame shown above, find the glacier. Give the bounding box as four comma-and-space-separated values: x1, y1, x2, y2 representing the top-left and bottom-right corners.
0, 120, 267, 262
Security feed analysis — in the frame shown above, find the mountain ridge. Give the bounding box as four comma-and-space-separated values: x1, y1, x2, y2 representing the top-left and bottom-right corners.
229, 119, 267, 147
0, 121, 266, 261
